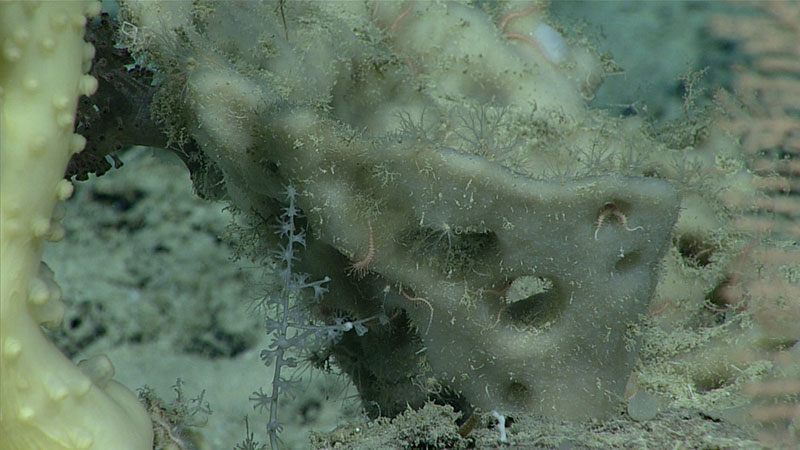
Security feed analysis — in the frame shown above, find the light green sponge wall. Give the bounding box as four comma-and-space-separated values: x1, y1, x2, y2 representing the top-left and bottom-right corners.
120, 0, 754, 423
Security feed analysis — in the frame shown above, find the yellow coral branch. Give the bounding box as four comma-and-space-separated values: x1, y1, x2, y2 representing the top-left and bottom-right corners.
0, 2, 153, 449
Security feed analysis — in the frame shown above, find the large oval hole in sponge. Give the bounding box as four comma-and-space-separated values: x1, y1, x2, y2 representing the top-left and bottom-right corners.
503, 275, 566, 327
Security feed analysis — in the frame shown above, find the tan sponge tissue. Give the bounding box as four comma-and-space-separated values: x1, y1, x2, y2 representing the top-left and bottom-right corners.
1, 2, 153, 449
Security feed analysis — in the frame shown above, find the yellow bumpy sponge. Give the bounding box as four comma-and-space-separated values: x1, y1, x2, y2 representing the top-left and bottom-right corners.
1, 2, 153, 449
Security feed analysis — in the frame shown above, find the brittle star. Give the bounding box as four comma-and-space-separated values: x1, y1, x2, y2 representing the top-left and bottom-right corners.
594, 202, 643, 240
401, 288, 434, 335
349, 220, 375, 278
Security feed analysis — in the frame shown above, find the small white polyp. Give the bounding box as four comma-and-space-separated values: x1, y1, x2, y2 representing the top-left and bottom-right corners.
533, 23, 569, 64
491, 410, 508, 443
